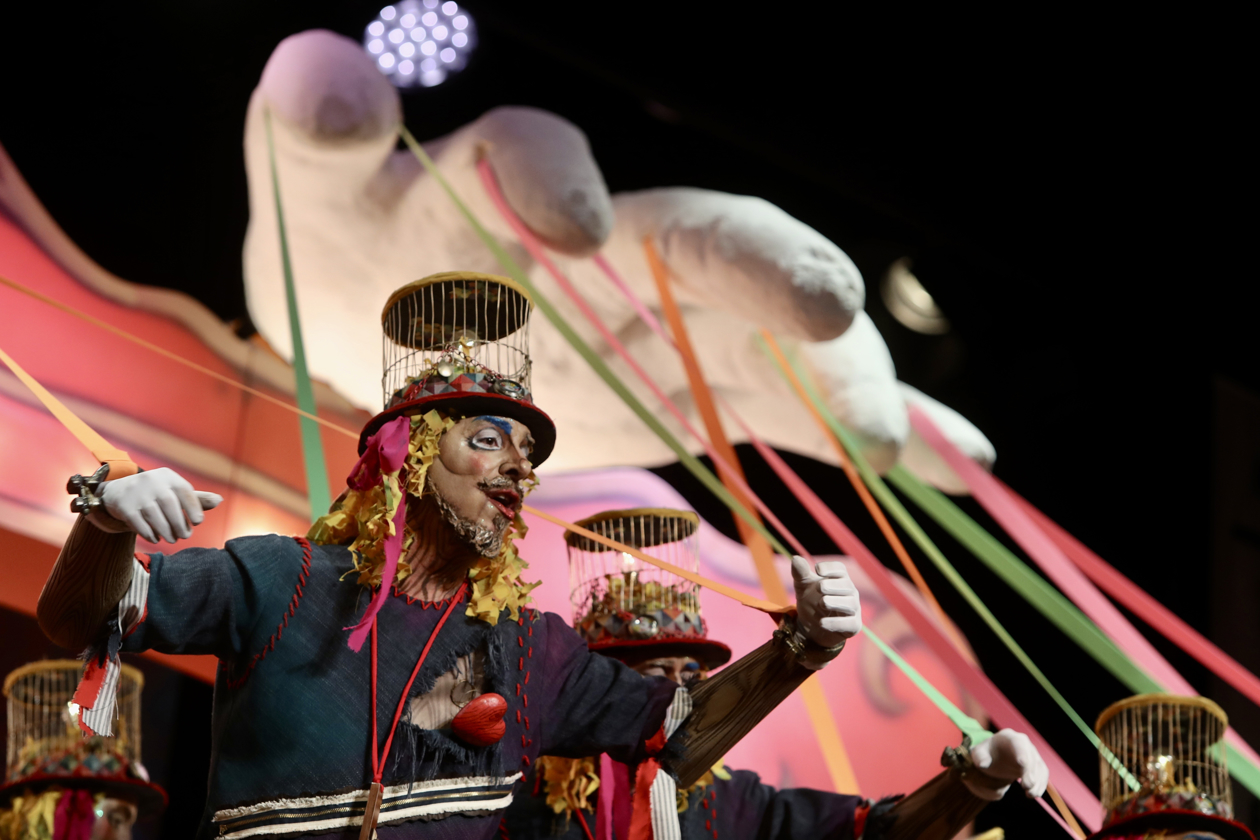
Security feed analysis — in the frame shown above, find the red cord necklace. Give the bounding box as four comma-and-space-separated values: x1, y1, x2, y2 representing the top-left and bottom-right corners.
360, 580, 469, 840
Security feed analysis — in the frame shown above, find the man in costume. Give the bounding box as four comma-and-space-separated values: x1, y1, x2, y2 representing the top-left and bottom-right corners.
0, 660, 165, 840
502, 508, 1049, 840
1084, 694, 1254, 840
35, 272, 860, 840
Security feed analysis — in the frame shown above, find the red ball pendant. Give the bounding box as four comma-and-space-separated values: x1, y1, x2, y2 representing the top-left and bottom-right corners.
451, 692, 507, 747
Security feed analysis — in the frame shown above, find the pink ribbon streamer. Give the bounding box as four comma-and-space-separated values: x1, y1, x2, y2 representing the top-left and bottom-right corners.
591, 238, 1097, 829
596, 753, 616, 840
1007, 482, 1260, 710
476, 158, 809, 561
479, 159, 1095, 829
908, 406, 1260, 768
343, 415, 411, 652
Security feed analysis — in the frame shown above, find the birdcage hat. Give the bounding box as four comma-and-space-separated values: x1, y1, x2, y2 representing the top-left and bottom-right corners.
359, 271, 556, 465
1087, 693, 1254, 840
1, 661, 166, 816
566, 508, 731, 669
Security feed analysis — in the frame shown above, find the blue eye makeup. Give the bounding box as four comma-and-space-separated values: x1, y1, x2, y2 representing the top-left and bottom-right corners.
474, 416, 514, 436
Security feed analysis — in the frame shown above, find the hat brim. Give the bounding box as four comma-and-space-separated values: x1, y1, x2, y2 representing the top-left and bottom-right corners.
589, 637, 733, 670
360, 392, 557, 467
1086, 808, 1255, 840
0, 773, 168, 818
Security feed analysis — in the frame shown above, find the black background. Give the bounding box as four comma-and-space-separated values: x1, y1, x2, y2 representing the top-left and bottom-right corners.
0, 3, 1254, 837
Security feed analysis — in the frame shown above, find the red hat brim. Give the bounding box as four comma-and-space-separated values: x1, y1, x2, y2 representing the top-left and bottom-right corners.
360, 392, 557, 466
1086, 808, 1255, 840
589, 636, 733, 670
0, 773, 168, 818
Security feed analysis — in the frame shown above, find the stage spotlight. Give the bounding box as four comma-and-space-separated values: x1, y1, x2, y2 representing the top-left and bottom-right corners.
363, 0, 477, 89
881, 258, 951, 334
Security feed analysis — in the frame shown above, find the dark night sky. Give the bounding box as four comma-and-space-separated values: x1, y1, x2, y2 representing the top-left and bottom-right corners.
0, 4, 1254, 837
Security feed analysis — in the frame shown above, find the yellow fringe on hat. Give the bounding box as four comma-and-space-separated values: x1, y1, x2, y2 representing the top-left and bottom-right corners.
307, 409, 538, 626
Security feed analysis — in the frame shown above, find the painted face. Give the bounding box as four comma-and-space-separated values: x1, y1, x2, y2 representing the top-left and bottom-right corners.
90, 798, 137, 840
631, 656, 706, 687
426, 415, 533, 557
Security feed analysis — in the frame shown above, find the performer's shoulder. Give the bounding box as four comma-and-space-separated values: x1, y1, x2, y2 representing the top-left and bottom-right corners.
222, 534, 351, 575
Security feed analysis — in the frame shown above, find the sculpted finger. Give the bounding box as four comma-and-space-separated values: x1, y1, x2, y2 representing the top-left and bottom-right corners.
474, 107, 613, 256
155, 492, 190, 540
256, 31, 400, 149
139, 502, 175, 544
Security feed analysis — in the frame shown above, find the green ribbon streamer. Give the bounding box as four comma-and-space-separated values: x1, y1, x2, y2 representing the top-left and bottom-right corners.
399, 127, 791, 559
264, 109, 331, 522
887, 466, 1260, 797
757, 337, 1145, 788
402, 123, 1260, 794
758, 335, 1260, 793
864, 626, 991, 745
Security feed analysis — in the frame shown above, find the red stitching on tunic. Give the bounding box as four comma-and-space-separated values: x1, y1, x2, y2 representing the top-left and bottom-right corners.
390, 586, 459, 609
516, 609, 535, 771
226, 537, 312, 690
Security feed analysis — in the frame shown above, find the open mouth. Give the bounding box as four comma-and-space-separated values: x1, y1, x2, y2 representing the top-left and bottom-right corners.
482, 487, 521, 519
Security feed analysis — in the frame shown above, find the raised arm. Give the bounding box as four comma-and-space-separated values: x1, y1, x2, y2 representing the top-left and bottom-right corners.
37, 467, 221, 650
672, 555, 862, 786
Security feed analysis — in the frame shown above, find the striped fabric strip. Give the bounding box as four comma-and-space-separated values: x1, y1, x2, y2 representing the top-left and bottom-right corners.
647, 688, 693, 840
78, 556, 149, 737
213, 773, 522, 838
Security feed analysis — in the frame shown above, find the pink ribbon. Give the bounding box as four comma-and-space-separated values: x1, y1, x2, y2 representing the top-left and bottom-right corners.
53, 789, 96, 840
343, 415, 411, 652
480, 159, 1097, 828
1008, 482, 1260, 711
908, 406, 1260, 768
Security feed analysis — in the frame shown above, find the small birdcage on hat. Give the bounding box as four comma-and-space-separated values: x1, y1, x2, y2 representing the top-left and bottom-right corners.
1089, 693, 1253, 840
359, 270, 556, 464
1, 661, 165, 816
565, 508, 730, 669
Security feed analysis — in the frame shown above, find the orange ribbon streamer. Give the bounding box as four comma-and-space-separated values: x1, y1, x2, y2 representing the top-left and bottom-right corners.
643, 239, 860, 795
0, 342, 137, 478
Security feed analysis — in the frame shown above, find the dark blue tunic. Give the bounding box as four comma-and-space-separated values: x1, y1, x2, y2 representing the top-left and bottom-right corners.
501, 763, 863, 840
121, 535, 678, 839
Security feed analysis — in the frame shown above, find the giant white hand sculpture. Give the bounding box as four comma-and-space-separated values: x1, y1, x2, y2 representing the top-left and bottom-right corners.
242, 30, 994, 487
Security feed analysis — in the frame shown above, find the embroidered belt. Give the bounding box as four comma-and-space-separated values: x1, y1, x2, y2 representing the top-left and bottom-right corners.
212, 773, 523, 838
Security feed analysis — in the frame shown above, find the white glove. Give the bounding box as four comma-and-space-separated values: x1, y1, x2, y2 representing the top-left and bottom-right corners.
966, 729, 1049, 801
93, 467, 223, 544
790, 556, 862, 667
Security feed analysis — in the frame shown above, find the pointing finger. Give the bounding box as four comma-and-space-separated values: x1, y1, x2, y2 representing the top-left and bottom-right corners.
195, 491, 225, 511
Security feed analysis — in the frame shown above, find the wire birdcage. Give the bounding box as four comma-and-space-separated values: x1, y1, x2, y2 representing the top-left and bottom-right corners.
1096, 693, 1232, 825
381, 271, 533, 410
565, 508, 704, 645
3, 660, 142, 784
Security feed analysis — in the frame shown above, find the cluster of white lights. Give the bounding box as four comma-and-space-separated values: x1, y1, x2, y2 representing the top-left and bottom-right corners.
364, 0, 476, 88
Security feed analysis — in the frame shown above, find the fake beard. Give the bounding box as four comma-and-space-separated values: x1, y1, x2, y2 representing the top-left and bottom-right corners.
429, 478, 513, 558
